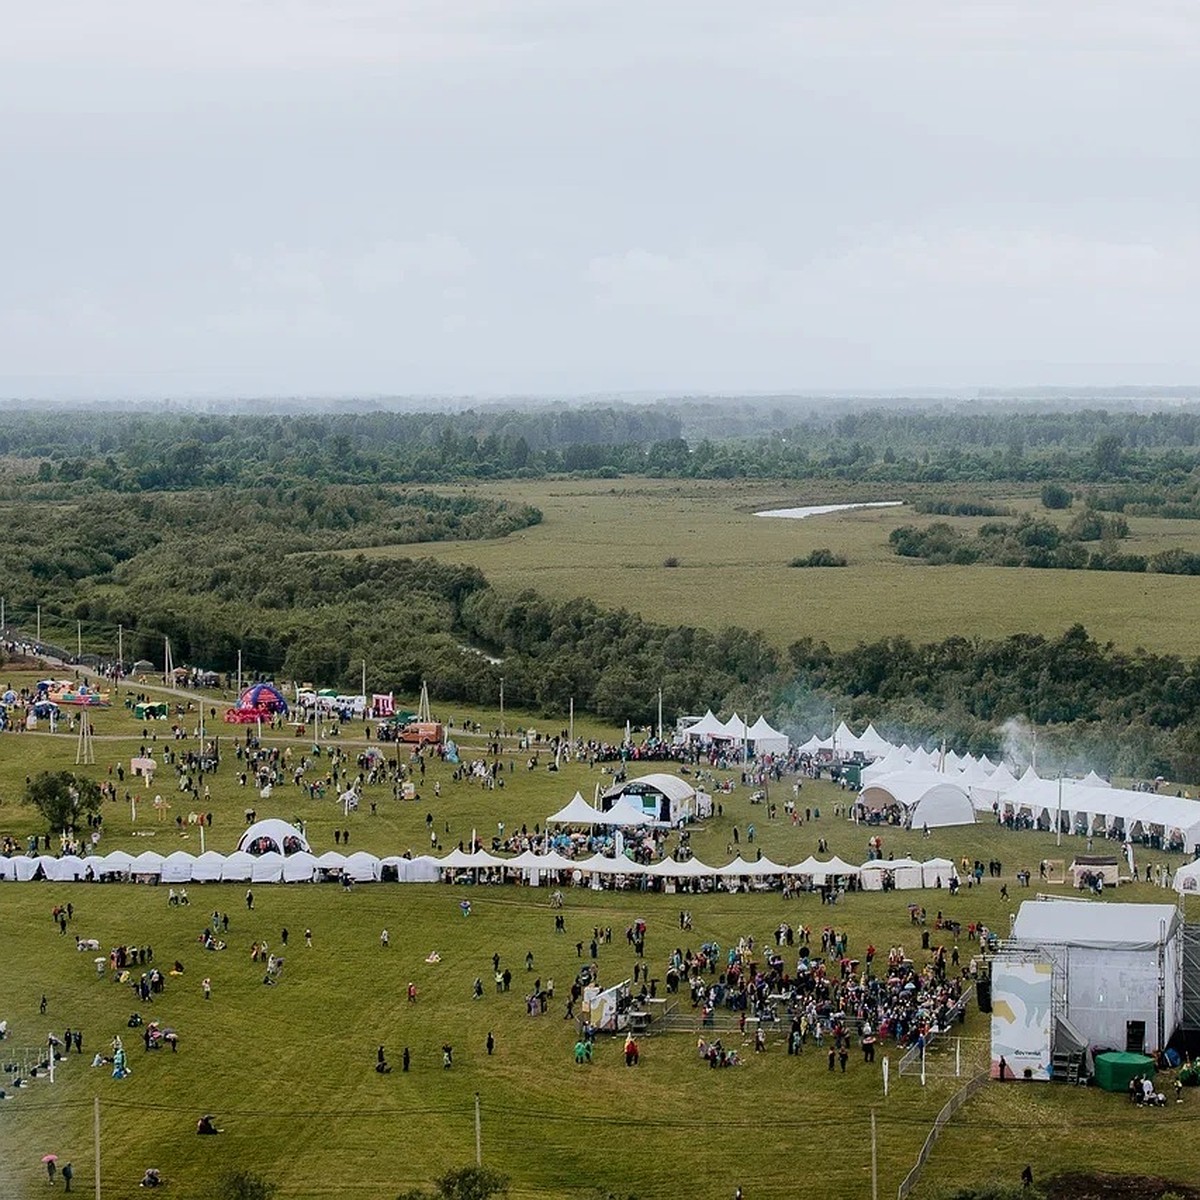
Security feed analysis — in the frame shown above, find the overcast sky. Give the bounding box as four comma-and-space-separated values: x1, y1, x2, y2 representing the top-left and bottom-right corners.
1, 0, 1197, 397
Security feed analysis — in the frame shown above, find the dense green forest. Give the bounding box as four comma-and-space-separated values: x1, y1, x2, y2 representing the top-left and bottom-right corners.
1, 403, 1199, 780
4, 402, 1200, 488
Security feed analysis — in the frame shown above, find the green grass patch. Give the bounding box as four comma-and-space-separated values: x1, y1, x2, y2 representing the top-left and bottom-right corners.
346, 479, 1200, 655
1, 671, 1197, 1197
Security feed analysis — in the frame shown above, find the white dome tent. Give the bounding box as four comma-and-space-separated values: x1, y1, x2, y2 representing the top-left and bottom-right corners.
859, 769, 975, 829
236, 819, 310, 857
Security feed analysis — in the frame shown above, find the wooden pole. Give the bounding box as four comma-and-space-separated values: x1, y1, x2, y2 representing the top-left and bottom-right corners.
474, 1092, 482, 1165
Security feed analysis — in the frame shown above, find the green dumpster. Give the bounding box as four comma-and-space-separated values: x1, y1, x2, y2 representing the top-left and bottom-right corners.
1094, 1051, 1155, 1092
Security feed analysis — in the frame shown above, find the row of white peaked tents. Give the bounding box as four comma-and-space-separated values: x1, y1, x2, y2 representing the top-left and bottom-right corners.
797, 721, 893, 759
0, 848, 957, 889
679, 711, 789, 756
846, 733, 1200, 849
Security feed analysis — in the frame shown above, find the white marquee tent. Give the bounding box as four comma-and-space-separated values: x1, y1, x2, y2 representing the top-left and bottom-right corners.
859, 857, 924, 890
161, 851, 198, 884
747, 715, 789, 756
343, 851, 382, 882
220, 851, 255, 882
250, 851, 285, 883
546, 792, 603, 825
282, 851, 319, 883
193, 851, 225, 883
601, 773, 697, 825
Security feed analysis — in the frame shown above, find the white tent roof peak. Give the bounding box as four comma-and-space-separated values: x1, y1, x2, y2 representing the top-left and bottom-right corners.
547, 792, 602, 824
748, 715, 782, 738
683, 710, 729, 738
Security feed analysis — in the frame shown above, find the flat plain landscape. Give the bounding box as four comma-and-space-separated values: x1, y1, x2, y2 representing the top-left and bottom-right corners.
357, 478, 1200, 655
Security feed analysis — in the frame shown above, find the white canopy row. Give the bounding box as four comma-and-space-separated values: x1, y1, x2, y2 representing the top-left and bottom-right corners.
679, 711, 789, 754
970, 766, 1200, 851
0, 850, 957, 887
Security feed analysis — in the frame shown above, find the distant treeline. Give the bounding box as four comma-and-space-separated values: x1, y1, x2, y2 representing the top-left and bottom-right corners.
3, 404, 1200, 488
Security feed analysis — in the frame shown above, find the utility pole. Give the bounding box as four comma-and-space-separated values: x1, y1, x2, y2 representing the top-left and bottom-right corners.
498, 678, 504, 738
37, 603, 41, 645
117, 624, 123, 696
870, 1109, 878, 1200
77, 620, 82, 661
237, 649, 243, 697
569, 697, 574, 744
474, 1092, 482, 1165
94, 1096, 101, 1200
1056, 774, 1063, 848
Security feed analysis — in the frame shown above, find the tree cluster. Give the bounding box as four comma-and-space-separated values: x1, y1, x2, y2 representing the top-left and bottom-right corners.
886, 514, 1200, 574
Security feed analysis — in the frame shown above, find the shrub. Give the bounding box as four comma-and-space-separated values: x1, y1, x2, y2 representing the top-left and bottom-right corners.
788, 548, 848, 567
1041, 482, 1072, 509
912, 498, 1010, 517
662, 556, 680, 568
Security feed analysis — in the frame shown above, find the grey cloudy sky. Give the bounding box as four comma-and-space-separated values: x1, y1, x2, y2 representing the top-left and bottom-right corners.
1, 0, 1197, 397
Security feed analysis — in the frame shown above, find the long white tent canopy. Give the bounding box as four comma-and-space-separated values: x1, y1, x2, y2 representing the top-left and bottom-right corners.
0, 849, 973, 887
798, 718, 1200, 847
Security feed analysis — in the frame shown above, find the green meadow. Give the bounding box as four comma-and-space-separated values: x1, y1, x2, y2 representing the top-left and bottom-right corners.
1, 671, 1198, 1198
348, 478, 1200, 656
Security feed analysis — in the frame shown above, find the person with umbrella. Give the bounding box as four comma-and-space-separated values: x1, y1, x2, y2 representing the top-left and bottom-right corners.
43, 1154, 57, 1184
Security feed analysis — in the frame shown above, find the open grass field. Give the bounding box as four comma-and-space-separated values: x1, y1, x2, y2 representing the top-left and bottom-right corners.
347, 478, 1200, 655
2, 670, 1199, 1198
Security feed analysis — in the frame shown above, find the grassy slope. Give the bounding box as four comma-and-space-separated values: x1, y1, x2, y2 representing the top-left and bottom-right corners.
1, 673, 1198, 1198
345, 479, 1200, 655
